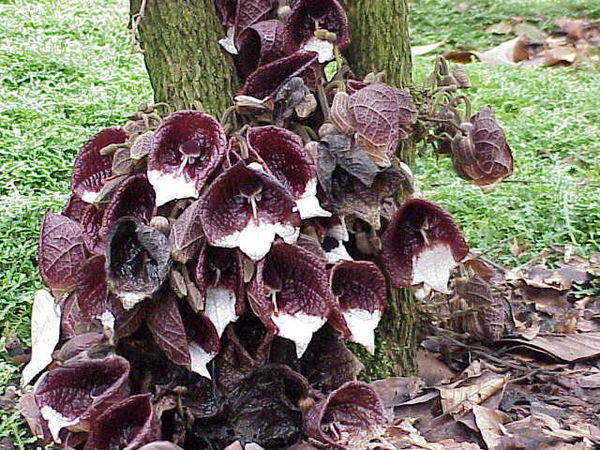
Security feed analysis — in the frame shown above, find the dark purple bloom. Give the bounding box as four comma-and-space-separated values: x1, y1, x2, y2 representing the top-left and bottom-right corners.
148, 111, 226, 206
71, 127, 128, 203
199, 161, 300, 261
380, 198, 469, 293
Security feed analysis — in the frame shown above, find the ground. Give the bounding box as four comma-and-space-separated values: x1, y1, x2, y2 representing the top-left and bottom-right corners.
0, 0, 598, 446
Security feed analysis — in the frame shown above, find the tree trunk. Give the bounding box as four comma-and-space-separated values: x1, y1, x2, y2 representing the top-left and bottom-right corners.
347, 0, 418, 376
133, 0, 418, 376
130, 0, 238, 115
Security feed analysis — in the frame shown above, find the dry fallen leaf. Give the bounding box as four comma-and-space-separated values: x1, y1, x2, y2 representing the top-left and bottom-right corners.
472, 404, 510, 449
437, 370, 510, 417
502, 332, 600, 362
411, 41, 444, 56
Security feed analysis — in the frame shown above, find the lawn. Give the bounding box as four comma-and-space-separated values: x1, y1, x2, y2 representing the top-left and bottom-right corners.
0, 0, 598, 446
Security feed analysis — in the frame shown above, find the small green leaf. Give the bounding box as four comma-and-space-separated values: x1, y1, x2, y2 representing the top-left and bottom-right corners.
324, 61, 339, 82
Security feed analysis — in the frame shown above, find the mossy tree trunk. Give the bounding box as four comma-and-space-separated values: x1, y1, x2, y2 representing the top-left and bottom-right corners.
130, 0, 238, 115
132, 0, 418, 375
347, 0, 418, 376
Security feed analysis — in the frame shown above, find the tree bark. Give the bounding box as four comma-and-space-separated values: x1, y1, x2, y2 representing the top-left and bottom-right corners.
130, 0, 238, 115
347, 0, 418, 376
133, 0, 418, 376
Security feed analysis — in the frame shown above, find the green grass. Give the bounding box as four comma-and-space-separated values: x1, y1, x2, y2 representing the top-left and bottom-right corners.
0, 0, 599, 445
409, 0, 600, 266
0, 0, 151, 445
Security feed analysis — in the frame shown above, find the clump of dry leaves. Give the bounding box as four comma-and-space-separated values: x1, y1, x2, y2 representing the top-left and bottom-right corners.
372, 245, 600, 449
444, 17, 600, 67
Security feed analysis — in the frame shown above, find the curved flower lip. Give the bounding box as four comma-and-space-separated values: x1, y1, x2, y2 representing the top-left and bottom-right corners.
148, 111, 226, 206
199, 161, 300, 261
80, 204, 105, 254
329, 261, 386, 354
237, 20, 284, 79
239, 50, 320, 101
248, 241, 332, 356
83, 394, 158, 450
247, 126, 331, 219
38, 212, 86, 293
380, 198, 469, 293
283, 0, 350, 58
99, 174, 156, 239
304, 381, 386, 449
348, 83, 418, 167
195, 243, 246, 338
452, 106, 514, 188
71, 127, 128, 204
183, 307, 222, 380
33, 355, 130, 443
105, 217, 171, 310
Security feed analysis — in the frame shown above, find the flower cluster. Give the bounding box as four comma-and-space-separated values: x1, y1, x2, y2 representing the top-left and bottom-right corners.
21, 0, 514, 448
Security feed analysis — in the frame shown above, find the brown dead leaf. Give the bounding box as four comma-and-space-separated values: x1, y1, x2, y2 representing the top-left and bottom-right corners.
544, 45, 579, 65
371, 376, 425, 410
443, 50, 478, 64
486, 19, 518, 35
437, 370, 510, 417
474, 36, 531, 65
412, 42, 444, 56
472, 404, 510, 449
417, 349, 455, 386
509, 236, 531, 257
502, 331, 600, 362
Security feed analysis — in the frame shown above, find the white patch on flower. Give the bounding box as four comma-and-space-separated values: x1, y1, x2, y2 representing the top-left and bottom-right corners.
189, 342, 216, 380
216, 220, 299, 261
398, 161, 413, 182
119, 292, 148, 311
342, 308, 382, 355
271, 313, 326, 357
294, 178, 331, 219
81, 190, 99, 204
40, 405, 80, 444
234, 95, 269, 107
96, 311, 115, 331
22, 290, 61, 386
304, 37, 334, 63
326, 219, 349, 242
412, 244, 457, 294
148, 169, 198, 207
326, 241, 353, 265
218, 26, 238, 55
205, 288, 238, 338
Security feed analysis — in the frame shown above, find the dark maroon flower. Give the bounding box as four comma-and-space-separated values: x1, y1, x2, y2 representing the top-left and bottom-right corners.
33, 355, 130, 443
84, 394, 158, 450
105, 217, 171, 309
329, 261, 386, 353
304, 381, 386, 448
182, 306, 222, 379
283, 0, 350, 62
99, 174, 156, 239
199, 161, 300, 261
216, 0, 273, 53
239, 50, 320, 100
71, 127, 128, 203
237, 20, 284, 78
195, 242, 246, 339
148, 111, 226, 206
380, 198, 469, 293
80, 204, 104, 254
38, 212, 86, 293
348, 83, 418, 167
62, 195, 88, 223
75, 255, 110, 322
451, 106, 514, 188
248, 241, 333, 356
247, 126, 330, 219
